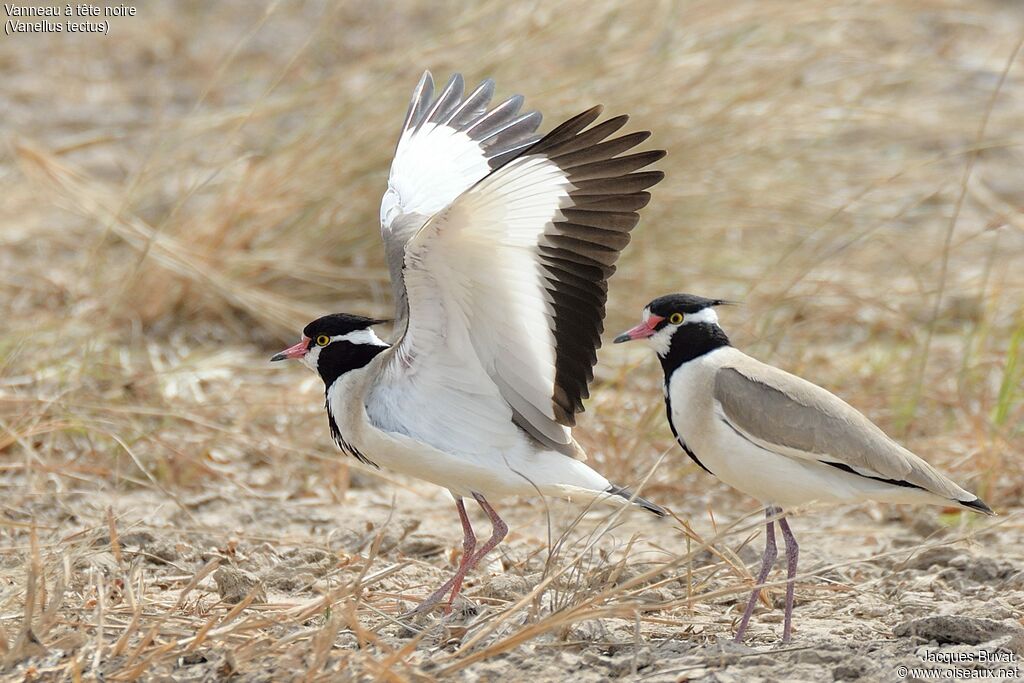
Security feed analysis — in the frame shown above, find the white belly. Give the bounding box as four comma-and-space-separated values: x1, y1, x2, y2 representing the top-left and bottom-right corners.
327, 372, 611, 501
352, 423, 610, 500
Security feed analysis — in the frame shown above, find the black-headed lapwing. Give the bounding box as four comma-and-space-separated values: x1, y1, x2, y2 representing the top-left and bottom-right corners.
272, 72, 666, 615
615, 293, 992, 643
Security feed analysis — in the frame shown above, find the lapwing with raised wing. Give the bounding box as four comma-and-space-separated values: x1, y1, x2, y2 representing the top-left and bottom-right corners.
272, 72, 666, 615
614, 293, 992, 643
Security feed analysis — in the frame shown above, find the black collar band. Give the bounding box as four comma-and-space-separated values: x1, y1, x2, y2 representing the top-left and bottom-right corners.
658, 323, 731, 377
319, 341, 389, 387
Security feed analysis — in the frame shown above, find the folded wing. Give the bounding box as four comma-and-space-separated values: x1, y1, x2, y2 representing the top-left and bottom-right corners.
713, 362, 974, 501
381, 71, 543, 327
371, 108, 664, 456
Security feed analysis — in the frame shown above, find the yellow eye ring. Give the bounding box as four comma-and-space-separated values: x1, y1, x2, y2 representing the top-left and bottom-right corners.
315, 335, 330, 346
669, 312, 684, 324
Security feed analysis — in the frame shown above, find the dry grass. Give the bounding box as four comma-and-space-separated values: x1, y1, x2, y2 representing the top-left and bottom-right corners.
2, 0, 1023, 680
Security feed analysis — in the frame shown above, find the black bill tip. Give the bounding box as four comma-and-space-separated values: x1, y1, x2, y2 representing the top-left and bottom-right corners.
270, 352, 288, 362
613, 333, 632, 344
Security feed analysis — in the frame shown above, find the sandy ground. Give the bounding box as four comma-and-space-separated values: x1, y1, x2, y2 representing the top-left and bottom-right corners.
4, 462, 1022, 681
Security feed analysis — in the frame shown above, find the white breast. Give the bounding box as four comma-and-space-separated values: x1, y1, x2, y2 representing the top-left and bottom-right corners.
664, 349, 724, 469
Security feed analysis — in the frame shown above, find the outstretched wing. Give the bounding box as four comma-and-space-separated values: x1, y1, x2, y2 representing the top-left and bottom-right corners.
381, 71, 542, 328
369, 108, 664, 456
713, 361, 974, 501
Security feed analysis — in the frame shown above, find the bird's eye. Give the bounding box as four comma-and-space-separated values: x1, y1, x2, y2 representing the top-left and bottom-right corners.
669, 312, 684, 324
315, 335, 330, 346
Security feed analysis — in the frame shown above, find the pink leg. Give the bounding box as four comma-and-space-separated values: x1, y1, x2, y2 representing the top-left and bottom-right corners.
407, 494, 508, 617
734, 507, 779, 643
777, 514, 799, 643
467, 493, 509, 571
407, 498, 476, 616
437, 494, 507, 614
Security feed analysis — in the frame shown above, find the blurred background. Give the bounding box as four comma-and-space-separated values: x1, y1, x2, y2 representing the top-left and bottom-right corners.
1, 0, 1022, 678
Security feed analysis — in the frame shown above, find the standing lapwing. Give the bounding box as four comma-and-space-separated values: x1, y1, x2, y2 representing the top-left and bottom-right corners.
614, 293, 992, 643
272, 72, 666, 615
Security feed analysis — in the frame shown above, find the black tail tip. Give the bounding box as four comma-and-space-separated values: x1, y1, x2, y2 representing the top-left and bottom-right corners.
606, 485, 667, 518
960, 497, 995, 516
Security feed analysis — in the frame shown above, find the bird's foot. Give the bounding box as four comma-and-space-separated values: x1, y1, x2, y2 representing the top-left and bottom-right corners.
716, 634, 755, 653
400, 591, 451, 619
400, 592, 477, 622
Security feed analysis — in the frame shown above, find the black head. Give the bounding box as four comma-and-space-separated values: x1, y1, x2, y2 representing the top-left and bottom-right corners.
271, 313, 390, 387
613, 293, 733, 372
646, 293, 732, 318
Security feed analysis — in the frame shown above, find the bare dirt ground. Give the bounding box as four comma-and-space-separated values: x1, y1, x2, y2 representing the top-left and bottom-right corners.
5, 469, 1024, 681
2, 1, 1023, 681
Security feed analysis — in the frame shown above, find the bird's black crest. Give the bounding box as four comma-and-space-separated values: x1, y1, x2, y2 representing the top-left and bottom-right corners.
647, 293, 733, 317
302, 314, 387, 339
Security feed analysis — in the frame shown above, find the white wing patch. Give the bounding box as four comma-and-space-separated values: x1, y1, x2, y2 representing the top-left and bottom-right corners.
434, 156, 574, 437
370, 154, 575, 454
379, 72, 543, 328
382, 123, 490, 234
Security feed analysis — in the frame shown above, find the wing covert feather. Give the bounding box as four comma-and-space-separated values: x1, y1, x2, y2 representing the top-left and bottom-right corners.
713, 362, 971, 500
